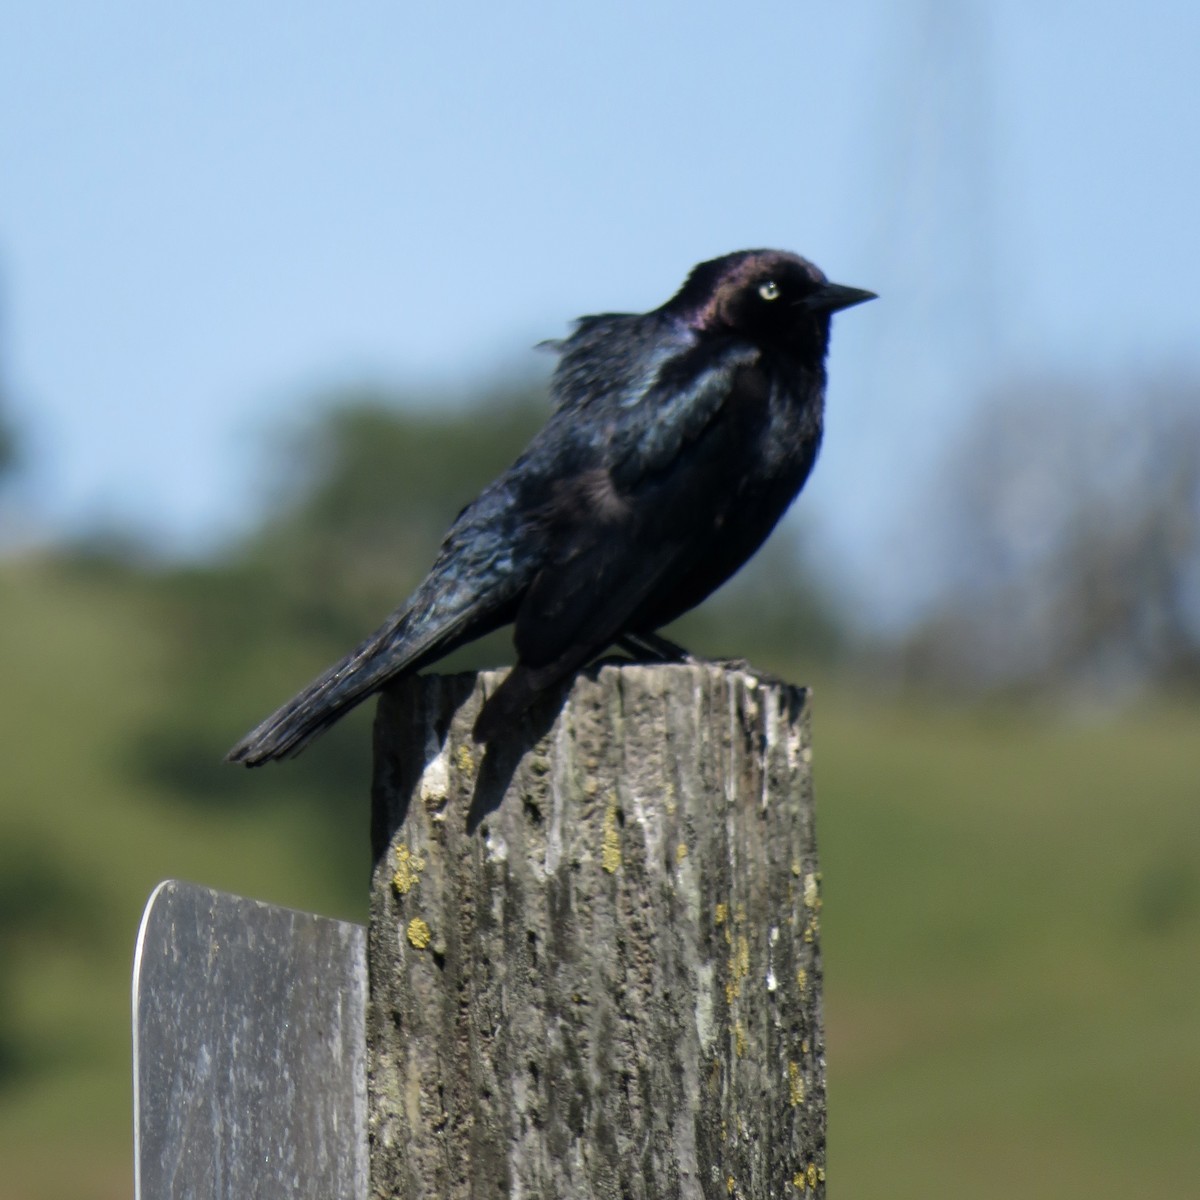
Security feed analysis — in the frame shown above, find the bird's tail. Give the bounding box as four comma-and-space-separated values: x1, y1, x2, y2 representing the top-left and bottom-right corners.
226, 613, 416, 765
227, 587, 504, 766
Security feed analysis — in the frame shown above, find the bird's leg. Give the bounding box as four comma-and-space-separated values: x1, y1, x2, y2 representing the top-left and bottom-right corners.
616, 631, 694, 663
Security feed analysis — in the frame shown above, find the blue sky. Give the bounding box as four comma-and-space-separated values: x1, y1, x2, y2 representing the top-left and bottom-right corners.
1, 1, 1197, 608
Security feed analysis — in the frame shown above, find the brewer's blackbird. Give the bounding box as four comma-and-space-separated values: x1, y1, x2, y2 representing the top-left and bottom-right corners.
228, 249, 873, 764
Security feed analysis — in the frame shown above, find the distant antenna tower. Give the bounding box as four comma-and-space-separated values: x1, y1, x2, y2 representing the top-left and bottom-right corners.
868, 0, 1003, 421
825, 0, 1004, 626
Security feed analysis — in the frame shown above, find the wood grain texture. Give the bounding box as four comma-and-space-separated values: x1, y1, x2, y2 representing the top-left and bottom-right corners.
368, 663, 824, 1200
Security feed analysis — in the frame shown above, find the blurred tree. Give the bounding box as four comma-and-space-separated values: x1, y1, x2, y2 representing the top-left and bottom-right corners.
898, 372, 1200, 696
0, 835, 98, 1085
0, 293, 17, 482
242, 383, 549, 636
0, 412, 14, 482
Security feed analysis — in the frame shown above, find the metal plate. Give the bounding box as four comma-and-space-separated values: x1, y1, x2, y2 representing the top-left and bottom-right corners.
133, 880, 366, 1200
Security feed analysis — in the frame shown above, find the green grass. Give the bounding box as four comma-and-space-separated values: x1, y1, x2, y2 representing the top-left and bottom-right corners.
1, 557, 1198, 1198
813, 687, 1200, 1197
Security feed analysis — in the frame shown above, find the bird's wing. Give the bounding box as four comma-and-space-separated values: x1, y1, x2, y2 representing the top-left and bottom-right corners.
606, 340, 761, 486
536, 322, 759, 480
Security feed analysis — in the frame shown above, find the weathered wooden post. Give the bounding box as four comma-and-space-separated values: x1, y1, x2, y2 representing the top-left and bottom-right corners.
368, 662, 825, 1200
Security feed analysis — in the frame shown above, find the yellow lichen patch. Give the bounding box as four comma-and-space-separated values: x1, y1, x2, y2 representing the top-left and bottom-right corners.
715, 902, 732, 944
725, 933, 750, 1005
734, 1021, 748, 1057
726, 1176, 735, 1195
676, 842, 688, 864
788, 1061, 805, 1107
791, 858, 802, 877
796, 967, 807, 994
391, 843, 426, 896
454, 744, 475, 774
791, 1162, 819, 1191
601, 800, 622, 873
802, 917, 819, 944
801, 1039, 810, 1055
406, 917, 432, 949
802, 872, 821, 911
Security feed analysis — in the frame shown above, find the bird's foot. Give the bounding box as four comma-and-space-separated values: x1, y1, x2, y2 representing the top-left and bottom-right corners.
613, 636, 789, 688
615, 632, 694, 663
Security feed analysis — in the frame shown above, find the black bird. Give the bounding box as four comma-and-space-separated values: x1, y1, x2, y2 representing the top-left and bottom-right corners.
228, 250, 874, 765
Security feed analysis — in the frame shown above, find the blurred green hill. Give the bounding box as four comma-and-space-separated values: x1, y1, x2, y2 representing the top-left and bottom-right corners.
1, 386, 1198, 1198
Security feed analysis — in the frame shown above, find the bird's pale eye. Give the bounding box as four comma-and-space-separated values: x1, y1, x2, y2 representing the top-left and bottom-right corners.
758, 280, 781, 301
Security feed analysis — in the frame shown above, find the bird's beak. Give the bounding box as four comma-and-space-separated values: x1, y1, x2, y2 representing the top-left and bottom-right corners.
803, 282, 877, 314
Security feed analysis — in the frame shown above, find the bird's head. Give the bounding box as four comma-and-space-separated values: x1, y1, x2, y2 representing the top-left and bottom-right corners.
666, 249, 875, 355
